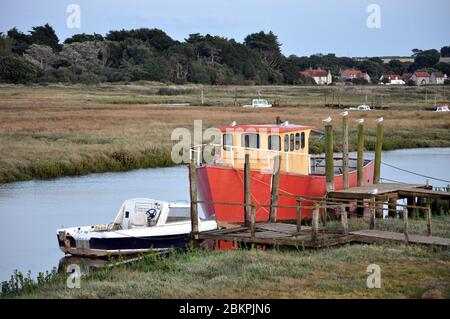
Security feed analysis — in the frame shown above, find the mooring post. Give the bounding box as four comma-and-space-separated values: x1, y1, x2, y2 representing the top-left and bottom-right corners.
340, 204, 348, 235
311, 204, 319, 245
403, 207, 409, 244
373, 118, 383, 184
426, 205, 432, 236
388, 194, 398, 218
244, 153, 251, 227
369, 197, 376, 230
189, 159, 199, 242
269, 155, 281, 222
357, 120, 365, 187
250, 204, 256, 239
325, 123, 334, 192
296, 197, 302, 232
342, 113, 349, 189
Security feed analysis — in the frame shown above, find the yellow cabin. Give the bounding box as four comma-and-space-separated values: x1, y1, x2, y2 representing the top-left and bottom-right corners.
217, 123, 313, 175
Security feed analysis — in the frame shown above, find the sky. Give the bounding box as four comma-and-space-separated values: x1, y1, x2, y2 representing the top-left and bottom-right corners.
0, 0, 449, 57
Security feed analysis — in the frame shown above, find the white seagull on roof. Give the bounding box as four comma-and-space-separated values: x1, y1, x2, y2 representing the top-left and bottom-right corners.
376, 117, 384, 123
322, 116, 332, 123
356, 118, 364, 124
340, 111, 349, 117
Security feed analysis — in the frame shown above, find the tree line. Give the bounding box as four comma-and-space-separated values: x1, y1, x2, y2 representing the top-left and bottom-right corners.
0, 24, 449, 85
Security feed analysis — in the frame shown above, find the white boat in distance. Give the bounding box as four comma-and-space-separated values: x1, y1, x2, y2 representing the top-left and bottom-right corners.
57, 199, 217, 257
243, 98, 272, 108
346, 105, 371, 111
435, 105, 450, 112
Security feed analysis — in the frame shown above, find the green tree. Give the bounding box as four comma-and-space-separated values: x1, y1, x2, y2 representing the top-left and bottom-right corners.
29, 24, 60, 51
414, 49, 440, 68
0, 55, 38, 83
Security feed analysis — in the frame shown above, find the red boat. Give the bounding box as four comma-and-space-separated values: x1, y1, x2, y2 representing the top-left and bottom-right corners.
195, 122, 374, 223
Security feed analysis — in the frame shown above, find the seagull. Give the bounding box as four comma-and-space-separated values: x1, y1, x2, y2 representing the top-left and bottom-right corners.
340, 111, 349, 117
322, 116, 332, 123
356, 118, 364, 124
376, 117, 384, 123
230, 121, 237, 126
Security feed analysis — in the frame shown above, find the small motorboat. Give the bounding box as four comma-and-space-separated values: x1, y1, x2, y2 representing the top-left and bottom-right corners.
347, 105, 371, 111
243, 98, 272, 108
56, 199, 217, 257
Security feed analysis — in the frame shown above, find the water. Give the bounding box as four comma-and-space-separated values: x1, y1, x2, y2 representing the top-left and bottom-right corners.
0, 148, 449, 282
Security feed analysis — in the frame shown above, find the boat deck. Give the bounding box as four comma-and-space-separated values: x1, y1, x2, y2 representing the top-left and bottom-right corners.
327, 183, 433, 200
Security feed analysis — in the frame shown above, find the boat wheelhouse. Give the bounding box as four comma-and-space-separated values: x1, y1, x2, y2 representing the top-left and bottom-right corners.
196, 122, 374, 223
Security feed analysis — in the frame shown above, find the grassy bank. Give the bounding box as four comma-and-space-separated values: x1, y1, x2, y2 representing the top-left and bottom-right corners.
1, 83, 450, 183
2, 215, 450, 299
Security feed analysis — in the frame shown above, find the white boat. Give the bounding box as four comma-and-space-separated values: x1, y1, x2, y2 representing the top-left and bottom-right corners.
436, 105, 450, 112
56, 199, 217, 257
347, 105, 371, 111
243, 98, 272, 108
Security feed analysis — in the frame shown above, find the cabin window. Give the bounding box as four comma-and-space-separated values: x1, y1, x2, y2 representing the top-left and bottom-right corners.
284, 135, 289, 152
268, 135, 281, 151
223, 134, 233, 151
301, 132, 306, 149
290, 134, 295, 151
295, 133, 300, 150
241, 133, 260, 149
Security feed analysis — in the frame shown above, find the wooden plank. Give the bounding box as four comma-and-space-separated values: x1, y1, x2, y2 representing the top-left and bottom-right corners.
350, 230, 450, 246
256, 223, 306, 234
398, 188, 450, 199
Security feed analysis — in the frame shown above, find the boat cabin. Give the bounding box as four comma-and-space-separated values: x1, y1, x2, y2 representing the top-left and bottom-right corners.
217, 123, 313, 175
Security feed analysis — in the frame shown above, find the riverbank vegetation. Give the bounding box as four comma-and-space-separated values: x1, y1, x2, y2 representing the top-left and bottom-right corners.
1, 215, 449, 299
1, 84, 450, 183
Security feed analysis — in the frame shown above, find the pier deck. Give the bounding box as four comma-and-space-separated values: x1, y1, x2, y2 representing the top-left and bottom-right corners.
199, 222, 450, 248
327, 183, 431, 200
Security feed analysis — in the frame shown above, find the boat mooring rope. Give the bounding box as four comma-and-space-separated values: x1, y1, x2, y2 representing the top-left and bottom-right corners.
381, 161, 450, 184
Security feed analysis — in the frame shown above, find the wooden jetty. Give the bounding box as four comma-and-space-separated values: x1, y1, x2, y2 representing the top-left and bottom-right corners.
188, 115, 450, 250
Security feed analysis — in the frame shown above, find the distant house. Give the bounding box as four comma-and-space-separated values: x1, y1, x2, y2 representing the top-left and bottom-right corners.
379, 74, 405, 85
430, 71, 448, 85
339, 69, 371, 83
410, 71, 430, 86
301, 68, 332, 85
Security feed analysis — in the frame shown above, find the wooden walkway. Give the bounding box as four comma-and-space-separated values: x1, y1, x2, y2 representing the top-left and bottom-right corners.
327, 183, 429, 200
199, 222, 450, 248
350, 229, 450, 246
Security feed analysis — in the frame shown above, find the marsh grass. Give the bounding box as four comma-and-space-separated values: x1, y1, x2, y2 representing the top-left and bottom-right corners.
1, 83, 450, 183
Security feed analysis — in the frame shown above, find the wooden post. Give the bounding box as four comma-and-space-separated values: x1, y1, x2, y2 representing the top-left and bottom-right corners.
311, 205, 319, 245
403, 207, 409, 244
325, 124, 334, 192
388, 194, 397, 218
340, 204, 348, 235
269, 156, 281, 222
426, 205, 432, 236
189, 159, 199, 241
342, 114, 349, 189
201, 87, 204, 106
296, 197, 302, 232
369, 197, 376, 230
250, 204, 256, 239
357, 122, 365, 187
244, 154, 251, 226
373, 120, 383, 184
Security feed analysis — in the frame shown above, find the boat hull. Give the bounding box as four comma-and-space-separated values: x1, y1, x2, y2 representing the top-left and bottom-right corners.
196, 161, 374, 223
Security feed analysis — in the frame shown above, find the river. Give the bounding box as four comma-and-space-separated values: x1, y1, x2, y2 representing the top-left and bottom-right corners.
0, 148, 449, 282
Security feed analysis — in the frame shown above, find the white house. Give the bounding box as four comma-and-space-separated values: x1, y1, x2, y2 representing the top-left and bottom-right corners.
410, 71, 430, 86
430, 72, 448, 85
301, 68, 332, 85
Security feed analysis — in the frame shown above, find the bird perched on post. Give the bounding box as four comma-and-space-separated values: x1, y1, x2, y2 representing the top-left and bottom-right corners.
355, 118, 364, 124
340, 111, 349, 117
376, 117, 384, 123
322, 116, 332, 123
